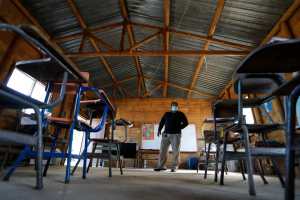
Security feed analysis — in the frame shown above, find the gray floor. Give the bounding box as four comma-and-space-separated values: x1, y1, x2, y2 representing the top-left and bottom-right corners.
0, 167, 299, 200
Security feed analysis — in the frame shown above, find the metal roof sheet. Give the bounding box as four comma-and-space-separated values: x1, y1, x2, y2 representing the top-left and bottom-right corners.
21, 0, 293, 99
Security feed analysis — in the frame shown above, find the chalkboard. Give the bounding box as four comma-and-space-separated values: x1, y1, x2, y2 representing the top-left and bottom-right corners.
141, 124, 197, 152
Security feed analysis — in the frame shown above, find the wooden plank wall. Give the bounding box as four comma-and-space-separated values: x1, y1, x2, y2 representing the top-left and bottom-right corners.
113, 98, 213, 167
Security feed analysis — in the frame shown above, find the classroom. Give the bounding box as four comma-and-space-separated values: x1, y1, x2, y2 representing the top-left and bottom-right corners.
0, 0, 299, 200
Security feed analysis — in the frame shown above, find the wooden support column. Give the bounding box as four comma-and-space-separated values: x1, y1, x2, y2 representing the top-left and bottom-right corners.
187, 0, 225, 98
163, 0, 170, 97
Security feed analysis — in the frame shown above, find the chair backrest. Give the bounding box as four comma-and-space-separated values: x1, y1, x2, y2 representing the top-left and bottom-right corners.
213, 99, 238, 119
233, 73, 284, 95
203, 130, 215, 143
235, 38, 300, 74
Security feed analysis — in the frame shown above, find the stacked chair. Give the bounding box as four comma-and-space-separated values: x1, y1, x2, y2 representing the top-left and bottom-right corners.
0, 23, 88, 189
215, 38, 300, 200
83, 119, 128, 177
69, 88, 120, 179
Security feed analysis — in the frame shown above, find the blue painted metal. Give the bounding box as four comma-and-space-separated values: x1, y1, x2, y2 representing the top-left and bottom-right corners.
4, 85, 112, 184
65, 86, 111, 183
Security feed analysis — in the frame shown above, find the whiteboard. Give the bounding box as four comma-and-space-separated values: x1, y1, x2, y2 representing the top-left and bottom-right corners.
141, 124, 197, 152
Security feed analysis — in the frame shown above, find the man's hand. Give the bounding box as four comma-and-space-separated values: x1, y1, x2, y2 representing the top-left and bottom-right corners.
157, 131, 161, 137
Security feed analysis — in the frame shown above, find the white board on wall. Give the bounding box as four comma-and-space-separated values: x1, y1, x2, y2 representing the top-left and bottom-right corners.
141, 124, 197, 152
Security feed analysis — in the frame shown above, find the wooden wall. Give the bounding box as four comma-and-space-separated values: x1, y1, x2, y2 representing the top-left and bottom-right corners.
112, 98, 213, 168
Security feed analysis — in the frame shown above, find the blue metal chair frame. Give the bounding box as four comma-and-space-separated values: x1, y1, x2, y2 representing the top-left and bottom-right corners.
65, 86, 111, 183
2, 85, 111, 184
0, 23, 87, 189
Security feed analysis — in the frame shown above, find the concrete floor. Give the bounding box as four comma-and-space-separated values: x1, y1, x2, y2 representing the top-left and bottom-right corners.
0, 167, 299, 200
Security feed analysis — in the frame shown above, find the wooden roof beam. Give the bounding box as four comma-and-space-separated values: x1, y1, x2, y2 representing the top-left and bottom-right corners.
128, 30, 161, 51
262, 0, 300, 44
86, 31, 114, 50
10, 0, 87, 83
54, 22, 123, 43
66, 0, 125, 97
163, 0, 170, 97
101, 76, 136, 88
66, 50, 249, 57
119, 0, 147, 97
144, 83, 162, 97
187, 0, 225, 98
131, 22, 253, 51
143, 76, 215, 98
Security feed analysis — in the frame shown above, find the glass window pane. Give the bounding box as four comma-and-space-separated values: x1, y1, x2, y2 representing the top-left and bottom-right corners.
7, 68, 35, 96
31, 82, 46, 102
243, 108, 255, 124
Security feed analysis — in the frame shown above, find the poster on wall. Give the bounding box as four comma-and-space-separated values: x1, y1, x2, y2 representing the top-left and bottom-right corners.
142, 124, 155, 140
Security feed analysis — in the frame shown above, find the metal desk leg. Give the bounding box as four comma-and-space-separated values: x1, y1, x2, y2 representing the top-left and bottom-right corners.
65, 126, 74, 183
285, 87, 299, 200
35, 107, 43, 189
204, 143, 211, 179
220, 131, 228, 185
82, 132, 89, 179
43, 127, 61, 177
3, 145, 31, 181
242, 125, 256, 196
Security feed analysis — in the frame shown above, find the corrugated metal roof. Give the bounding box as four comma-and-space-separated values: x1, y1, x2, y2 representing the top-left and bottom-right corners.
21, 0, 293, 99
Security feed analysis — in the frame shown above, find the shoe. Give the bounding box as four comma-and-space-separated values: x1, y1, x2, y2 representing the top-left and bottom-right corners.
154, 168, 167, 171
170, 169, 176, 172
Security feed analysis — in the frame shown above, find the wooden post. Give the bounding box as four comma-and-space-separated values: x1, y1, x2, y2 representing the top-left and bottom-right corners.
163, 0, 170, 97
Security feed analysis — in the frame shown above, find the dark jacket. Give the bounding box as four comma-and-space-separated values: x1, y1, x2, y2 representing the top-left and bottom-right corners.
158, 111, 188, 134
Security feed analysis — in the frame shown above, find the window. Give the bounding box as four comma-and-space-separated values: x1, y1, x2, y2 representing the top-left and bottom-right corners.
7, 68, 47, 114
7, 68, 46, 102
243, 108, 255, 124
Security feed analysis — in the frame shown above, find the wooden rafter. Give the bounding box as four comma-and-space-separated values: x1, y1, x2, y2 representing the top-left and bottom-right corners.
218, 0, 300, 99
119, 0, 146, 97
120, 24, 126, 50
101, 75, 215, 98
187, 0, 225, 98
131, 22, 253, 50
262, 0, 300, 44
143, 76, 215, 98
144, 83, 162, 97
129, 30, 161, 51
66, 50, 249, 57
54, 20, 253, 51
163, 0, 170, 97
10, 0, 85, 82
54, 22, 123, 43
101, 75, 136, 88
78, 34, 86, 52
66, 0, 125, 97
86, 31, 114, 50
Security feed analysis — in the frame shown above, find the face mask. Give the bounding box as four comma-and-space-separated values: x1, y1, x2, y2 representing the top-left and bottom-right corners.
171, 106, 178, 112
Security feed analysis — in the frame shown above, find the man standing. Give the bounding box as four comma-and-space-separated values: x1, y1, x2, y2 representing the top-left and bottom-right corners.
154, 101, 188, 172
